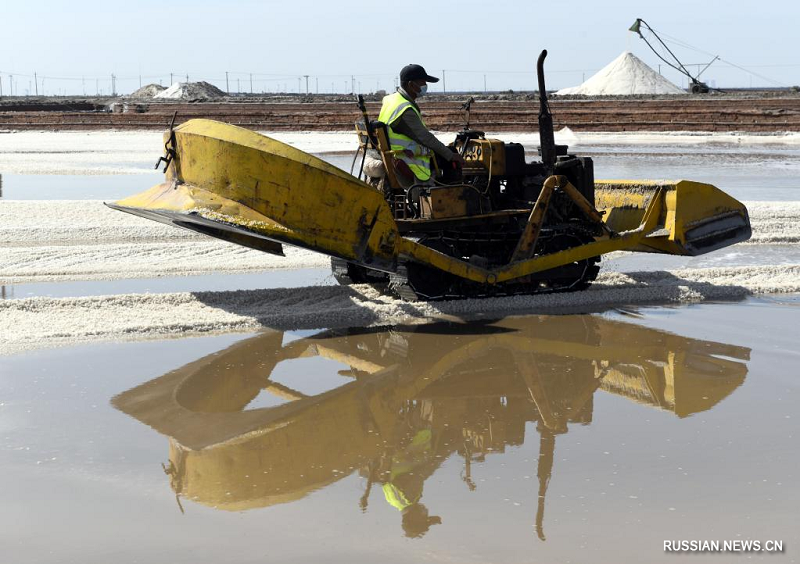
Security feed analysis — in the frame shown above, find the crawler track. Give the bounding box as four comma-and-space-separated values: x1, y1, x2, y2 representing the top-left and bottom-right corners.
332, 226, 602, 301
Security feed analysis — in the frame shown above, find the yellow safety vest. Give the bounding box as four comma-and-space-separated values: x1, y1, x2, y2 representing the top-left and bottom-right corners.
381, 429, 432, 511
378, 92, 432, 181
382, 483, 414, 511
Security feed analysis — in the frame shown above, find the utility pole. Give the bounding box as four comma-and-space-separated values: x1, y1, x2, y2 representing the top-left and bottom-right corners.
9, 74, 12, 96
170, 72, 174, 85
34, 72, 38, 96
442, 69, 446, 93
111, 74, 116, 96
225, 71, 229, 94
237, 78, 240, 92
139, 75, 142, 88
483, 74, 486, 92
351, 75, 355, 95
304, 75, 309, 95
250, 73, 253, 93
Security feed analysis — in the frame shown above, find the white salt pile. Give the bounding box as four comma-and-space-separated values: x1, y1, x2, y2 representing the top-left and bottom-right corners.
154, 81, 227, 100
129, 83, 167, 99
557, 52, 685, 96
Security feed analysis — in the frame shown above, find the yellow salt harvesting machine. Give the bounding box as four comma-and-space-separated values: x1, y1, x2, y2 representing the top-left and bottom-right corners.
108, 51, 751, 300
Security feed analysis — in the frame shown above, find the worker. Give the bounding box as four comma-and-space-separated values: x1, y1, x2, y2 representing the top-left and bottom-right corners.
381, 427, 443, 538
377, 64, 466, 186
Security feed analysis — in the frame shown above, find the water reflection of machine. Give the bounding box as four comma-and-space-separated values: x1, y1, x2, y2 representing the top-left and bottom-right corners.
113, 315, 749, 539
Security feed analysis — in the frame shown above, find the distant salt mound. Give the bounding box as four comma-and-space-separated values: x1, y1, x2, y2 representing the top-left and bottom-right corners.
129, 83, 167, 99
557, 52, 686, 96
154, 81, 226, 100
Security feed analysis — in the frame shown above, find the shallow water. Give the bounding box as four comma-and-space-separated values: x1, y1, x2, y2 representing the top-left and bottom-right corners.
332, 146, 800, 201
604, 245, 800, 272
1, 145, 798, 201
1, 300, 797, 563
0, 172, 162, 200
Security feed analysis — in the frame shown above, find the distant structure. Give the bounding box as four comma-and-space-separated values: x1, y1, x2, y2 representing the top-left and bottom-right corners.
556, 52, 686, 96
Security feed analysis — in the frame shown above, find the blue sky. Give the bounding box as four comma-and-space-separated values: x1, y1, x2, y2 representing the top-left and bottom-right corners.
2, 0, 799, 95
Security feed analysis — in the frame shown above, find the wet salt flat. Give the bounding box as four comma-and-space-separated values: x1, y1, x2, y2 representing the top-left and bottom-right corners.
1, 130, 799, 563
1, 304, 798, 563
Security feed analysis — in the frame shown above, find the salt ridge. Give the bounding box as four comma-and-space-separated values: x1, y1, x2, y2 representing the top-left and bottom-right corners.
3, 264, 799, 356
0, 242, 328, 283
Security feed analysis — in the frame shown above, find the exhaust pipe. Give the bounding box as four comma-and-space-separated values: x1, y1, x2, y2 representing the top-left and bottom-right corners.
537, 50, 556, 171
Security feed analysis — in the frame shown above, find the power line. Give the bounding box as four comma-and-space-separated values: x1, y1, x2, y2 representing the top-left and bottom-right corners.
640, 26, 787, 87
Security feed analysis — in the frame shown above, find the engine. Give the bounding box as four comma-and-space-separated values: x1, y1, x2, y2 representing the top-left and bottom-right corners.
418, 130, 595, 227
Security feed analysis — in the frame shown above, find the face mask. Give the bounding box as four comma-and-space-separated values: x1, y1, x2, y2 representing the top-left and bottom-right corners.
419, 84, 428, 96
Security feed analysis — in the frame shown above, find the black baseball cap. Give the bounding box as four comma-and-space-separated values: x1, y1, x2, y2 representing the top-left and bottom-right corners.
400, 64, 439, 84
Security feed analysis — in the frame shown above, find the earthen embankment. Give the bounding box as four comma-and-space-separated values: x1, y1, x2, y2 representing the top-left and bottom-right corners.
2, 94, 800, 132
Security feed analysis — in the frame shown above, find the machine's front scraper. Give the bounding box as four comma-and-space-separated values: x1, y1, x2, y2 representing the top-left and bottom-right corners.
595, 180, 751, 255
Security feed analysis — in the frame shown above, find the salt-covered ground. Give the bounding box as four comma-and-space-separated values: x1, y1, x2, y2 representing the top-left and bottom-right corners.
3, 264, 800, 356
1, 129, 799, 355
1, 200, 798, 285
0, 200, 328, 283
1, 197, 799, 355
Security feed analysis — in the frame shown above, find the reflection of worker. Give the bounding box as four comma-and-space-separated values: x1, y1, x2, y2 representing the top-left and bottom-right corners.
377, 64, 466, 186
381, 428, 442, 538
